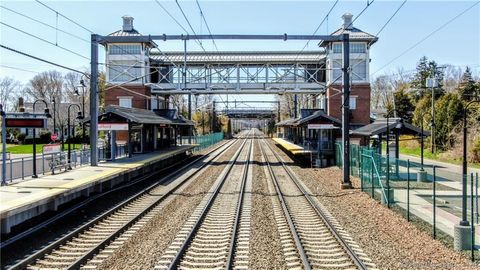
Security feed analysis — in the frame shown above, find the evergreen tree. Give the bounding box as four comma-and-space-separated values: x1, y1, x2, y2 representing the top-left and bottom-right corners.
434, 93, 463, 149
411, 56, 444, 100
457, 67, 478, 101
393, 85, 414, 122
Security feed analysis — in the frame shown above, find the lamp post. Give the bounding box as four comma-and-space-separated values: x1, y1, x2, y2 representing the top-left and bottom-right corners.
417, 111, 432, 182
32, 100, 51, 178
426, 77, 438, 154
67, 104, 82, 170
1, 104, 6, 185
454, 98, 480, 251
75, 79, 87, 143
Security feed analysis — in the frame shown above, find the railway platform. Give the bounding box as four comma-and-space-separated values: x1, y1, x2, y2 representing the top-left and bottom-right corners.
0, 145, 195, 234
272, 138, 315, 155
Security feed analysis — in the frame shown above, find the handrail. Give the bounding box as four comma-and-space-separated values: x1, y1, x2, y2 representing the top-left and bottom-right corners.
361, 153, 389, 204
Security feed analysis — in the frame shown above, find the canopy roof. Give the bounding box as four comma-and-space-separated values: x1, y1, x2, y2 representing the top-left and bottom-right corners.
89, 105, 194, 126
276, 110, 340, 127
351, 118, 430, 137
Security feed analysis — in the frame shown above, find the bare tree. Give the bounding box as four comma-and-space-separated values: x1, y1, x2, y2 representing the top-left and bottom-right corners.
371, 75, 393, 110
0, 77, 21, 111
24, 70, 64, 103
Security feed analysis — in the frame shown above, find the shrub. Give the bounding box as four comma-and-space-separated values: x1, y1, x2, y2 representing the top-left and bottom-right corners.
472, 138, 480, 163
16, 133, 26, 144
39, 132, 52, 143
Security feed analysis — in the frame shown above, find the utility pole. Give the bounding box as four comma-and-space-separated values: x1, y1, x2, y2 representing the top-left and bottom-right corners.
1, 104, 6, 186
341, 33, 352, 189
90, 34, 99, 166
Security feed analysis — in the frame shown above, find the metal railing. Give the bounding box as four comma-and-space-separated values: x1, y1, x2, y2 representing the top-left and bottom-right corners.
178, 132, 224, 152
0, 144, 129, 184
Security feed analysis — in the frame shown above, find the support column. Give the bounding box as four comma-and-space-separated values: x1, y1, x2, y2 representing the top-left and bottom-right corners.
294, 94, 298, 118
341, 33, 352, 189
90, 34, 99, 166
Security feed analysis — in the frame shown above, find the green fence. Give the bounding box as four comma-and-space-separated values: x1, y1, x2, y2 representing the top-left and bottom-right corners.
180, 132, 224, 152
336, 142, 480, 258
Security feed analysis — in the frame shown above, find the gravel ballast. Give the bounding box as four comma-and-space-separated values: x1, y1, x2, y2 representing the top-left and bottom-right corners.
96, 140, 242, 269
268, 139, 478, 270
249, 139, 286, 269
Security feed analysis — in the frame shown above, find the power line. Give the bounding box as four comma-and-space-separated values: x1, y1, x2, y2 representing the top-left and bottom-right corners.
153, 0, 190, 34
295, 0, 339, 60
195, 0, 219, 51
174, 0, 208, 52
372, 1, 480, 75
0, 5, 90, 43
0, 64, 39, 74
34, 0, 94, 34
0, 21, 90, 60
0, 44, 87, 75
373, 0, 407, 38
344, 0, 376, 31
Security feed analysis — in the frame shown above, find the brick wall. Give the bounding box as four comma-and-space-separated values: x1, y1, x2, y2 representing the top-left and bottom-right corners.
104, 85, 151, 110
326, 83, 371, 126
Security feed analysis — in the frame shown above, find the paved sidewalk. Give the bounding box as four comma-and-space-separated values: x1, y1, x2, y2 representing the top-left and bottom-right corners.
393, 185, 480, 246
399, 154, 480, 175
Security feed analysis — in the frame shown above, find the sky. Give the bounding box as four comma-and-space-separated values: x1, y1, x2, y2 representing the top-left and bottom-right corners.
0, 0, 479, 107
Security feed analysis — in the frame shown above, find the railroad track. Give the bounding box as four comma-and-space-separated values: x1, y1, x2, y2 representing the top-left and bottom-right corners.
154, 131, 254, 270
258, 138, 377, 270
7, 137, 242, 270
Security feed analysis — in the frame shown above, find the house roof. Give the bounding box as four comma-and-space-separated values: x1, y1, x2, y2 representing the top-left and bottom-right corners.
150, 51, 326, 64
319, 27, 378, 47
108, 29, 142, 37
351, 118, 430, 137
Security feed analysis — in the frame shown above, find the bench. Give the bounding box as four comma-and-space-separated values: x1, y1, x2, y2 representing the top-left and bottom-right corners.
46, 154, 67, 175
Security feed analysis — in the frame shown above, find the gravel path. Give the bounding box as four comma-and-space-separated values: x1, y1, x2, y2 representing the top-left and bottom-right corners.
268, 139, 478, 270
249, 139, 286, 269
96, 140, 241, 270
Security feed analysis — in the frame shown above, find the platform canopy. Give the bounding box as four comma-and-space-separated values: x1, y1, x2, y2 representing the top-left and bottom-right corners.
351, 118, 430, 137
86, 105, 194, 126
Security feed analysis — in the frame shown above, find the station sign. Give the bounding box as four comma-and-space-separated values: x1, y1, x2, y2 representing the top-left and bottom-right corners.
98, 122, 129, 131
307, 124, 336, 130
5, 118, 46, 128
43, 144, 61, 154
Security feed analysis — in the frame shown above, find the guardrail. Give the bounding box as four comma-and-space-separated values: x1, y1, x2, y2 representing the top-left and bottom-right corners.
178, 132, 224, 152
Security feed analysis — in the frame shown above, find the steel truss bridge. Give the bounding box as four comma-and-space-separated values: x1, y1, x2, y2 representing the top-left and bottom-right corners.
98, 34, 345, 95
147, 51, 326, 94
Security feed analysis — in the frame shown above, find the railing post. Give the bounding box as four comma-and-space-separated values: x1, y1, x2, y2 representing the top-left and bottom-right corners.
42, 152, 45, 175
407, 159, 410, 222
476, 172, 479, 224
21, 158, 24, 180
9, 159, 13, 182
433, 165, 437, 239
371, 158, 374, 199
471, 172, 475, 262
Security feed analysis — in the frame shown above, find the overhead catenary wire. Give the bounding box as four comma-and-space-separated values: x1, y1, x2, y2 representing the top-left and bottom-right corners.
0, 5, 90, 43
372, 0, 480, 75
195, 0, 219, 51
34, 0, 94, 34
0, 64, 39, 74
294, 0, 339, 62
0, 44, 87, 75
0, 21, 90, 60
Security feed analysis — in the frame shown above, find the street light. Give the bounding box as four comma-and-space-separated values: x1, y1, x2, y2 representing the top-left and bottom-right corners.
426, 77, 439, 154
417, 110, 433, 182
32, 99, 51, 178
67, 104, 83, 170
74, 79, 87, 144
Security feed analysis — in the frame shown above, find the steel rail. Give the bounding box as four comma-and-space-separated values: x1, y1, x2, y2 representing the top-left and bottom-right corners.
258, 138, 312, 270
167, 131, 252, 270
263, 139, 369, 270
8, 139, 237, 270
226, 135, 253, 269
0, 145, 225, 250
